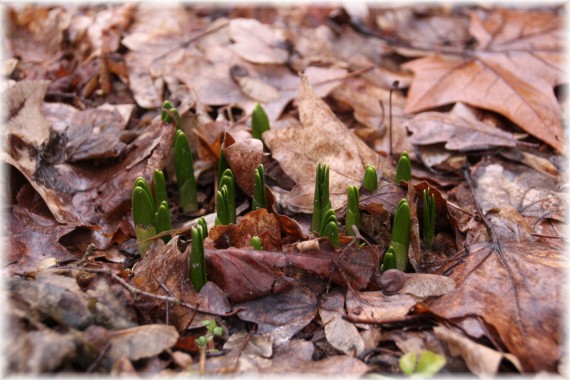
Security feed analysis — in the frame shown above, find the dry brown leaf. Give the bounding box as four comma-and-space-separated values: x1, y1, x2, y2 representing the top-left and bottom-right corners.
264, 75, 384, 212
404, 8, 565, 152
434, 325, 522, 376
223, 135, 264, 196
428, 241, 564, 372
398, 273, 456, 298
472, 157, 565, 222
229, 18, 288, 64
346, 290, 417, 324
319, 290, 365, 356
406, 111, 519, 151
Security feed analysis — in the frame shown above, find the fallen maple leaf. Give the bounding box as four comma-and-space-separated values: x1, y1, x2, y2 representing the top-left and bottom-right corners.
403, 8, 565, 152
264, 75, 385, 212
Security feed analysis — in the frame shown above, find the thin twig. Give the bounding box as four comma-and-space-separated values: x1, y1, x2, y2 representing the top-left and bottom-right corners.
86, 342, 112, 373
389, 81, 399, 156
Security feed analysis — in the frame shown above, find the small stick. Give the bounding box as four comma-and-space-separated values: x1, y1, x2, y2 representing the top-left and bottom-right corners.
389, 81, 399, 156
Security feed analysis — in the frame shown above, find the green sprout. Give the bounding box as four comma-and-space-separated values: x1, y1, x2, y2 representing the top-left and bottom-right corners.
161, 100, 181, 129
155, 201, 172, 243
132, 178, 156, 257
215, 169, 236, 225
423, 188, 436, 249
381, 246, 397, 272
153, 169, 168, 207
346, 185, 360, 236
399, 350, 446, 378
363, 164, 378, 192
196, 320, 223, 350
174, 129, 198, 213
198, 217, 208, 238
251, 236, 263, 250
395, 151, 412, 184
252, 164, 267, 210
312, 163, 331, 234
390, 199, 411, 272
251, 102, 270, 140
190, 225, 207, 292
322, 219, 340, 248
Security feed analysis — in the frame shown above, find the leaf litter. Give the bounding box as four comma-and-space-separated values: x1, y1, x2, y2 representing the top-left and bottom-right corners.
3, 3, 566, 378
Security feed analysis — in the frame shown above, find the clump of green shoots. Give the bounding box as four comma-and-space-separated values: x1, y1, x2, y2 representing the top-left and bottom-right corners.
312, 163, 339, 248
363, 164, 378, 192
215, 169, 236, 225
190, 222, 207, 292
252, 164, 267, 210
161, 100, 181, 129
399, 350, 446, 378
217, 148, 229, 184
174, 129, 198, 213
395, 151, 412, 184
345, 185, 360, 237
382, 199, 411, 272
251, 103, 270, 140
251, 236, 263, 250
132, 177, 156, 257
423, 187, 436, 249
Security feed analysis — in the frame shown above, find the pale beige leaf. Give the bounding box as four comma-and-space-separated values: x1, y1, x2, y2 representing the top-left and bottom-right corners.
399, 273, 456, 298
264, 75, 384, 212
229, 18, 288, 64
434, 325, 522, 376
106, 324, 179, 361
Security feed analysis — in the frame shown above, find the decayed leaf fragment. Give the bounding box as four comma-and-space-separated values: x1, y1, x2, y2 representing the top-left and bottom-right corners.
264, 75, 384, 212
404, 8, 565, 152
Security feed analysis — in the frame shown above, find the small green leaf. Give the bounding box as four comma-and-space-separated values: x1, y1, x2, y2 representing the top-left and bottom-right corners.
399, 352, 416, 376
155, 201, 172, 243
415, 350, 446, 377
153, 169, 168, 207
363, 164, 378, 192
251, 103, 270, 140
395, 151, 412, 184
382, 246, 397, 271
196, 336, 207, 347
251, 236, 263, 250
252, 164, 267, 210
161, 100, 173, 123
323, 221, 339, 248
213, 326, 223, 337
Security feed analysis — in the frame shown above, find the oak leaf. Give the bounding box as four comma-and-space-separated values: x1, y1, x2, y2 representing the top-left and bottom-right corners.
404, 8, 565, 152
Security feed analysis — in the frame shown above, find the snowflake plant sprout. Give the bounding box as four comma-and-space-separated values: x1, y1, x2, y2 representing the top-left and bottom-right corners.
174, 129, 198, 213
251, 102, 270, 140
389, 199, 411, 271
312, 162, 331, 234
252, 164, 267, 210
154, 201, 172, 243
345, 185, 360, 237
132, 177, 156, 257
153, 169, 168, 207
215, 169, 236, 225
161, 100, 181, 129
381, 245, 397, 272
363, 164, 378, 192
251, 236, 263, 250
190, 223, 207, 292
423, 187, 436, 249
395, 151, 411, 184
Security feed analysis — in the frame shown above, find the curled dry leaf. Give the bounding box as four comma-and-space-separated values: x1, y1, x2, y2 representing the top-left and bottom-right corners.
404, 8, 565, 152
346, 290, 418, 324
223, 134, 264, 196
237, 286, 318, 345
263, 75, 384, 212
319, 290, 365, 356
406, 111, 519, 151
84, 324, 179, 361
398, 273, 456, 298
434, 325, 522, 376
